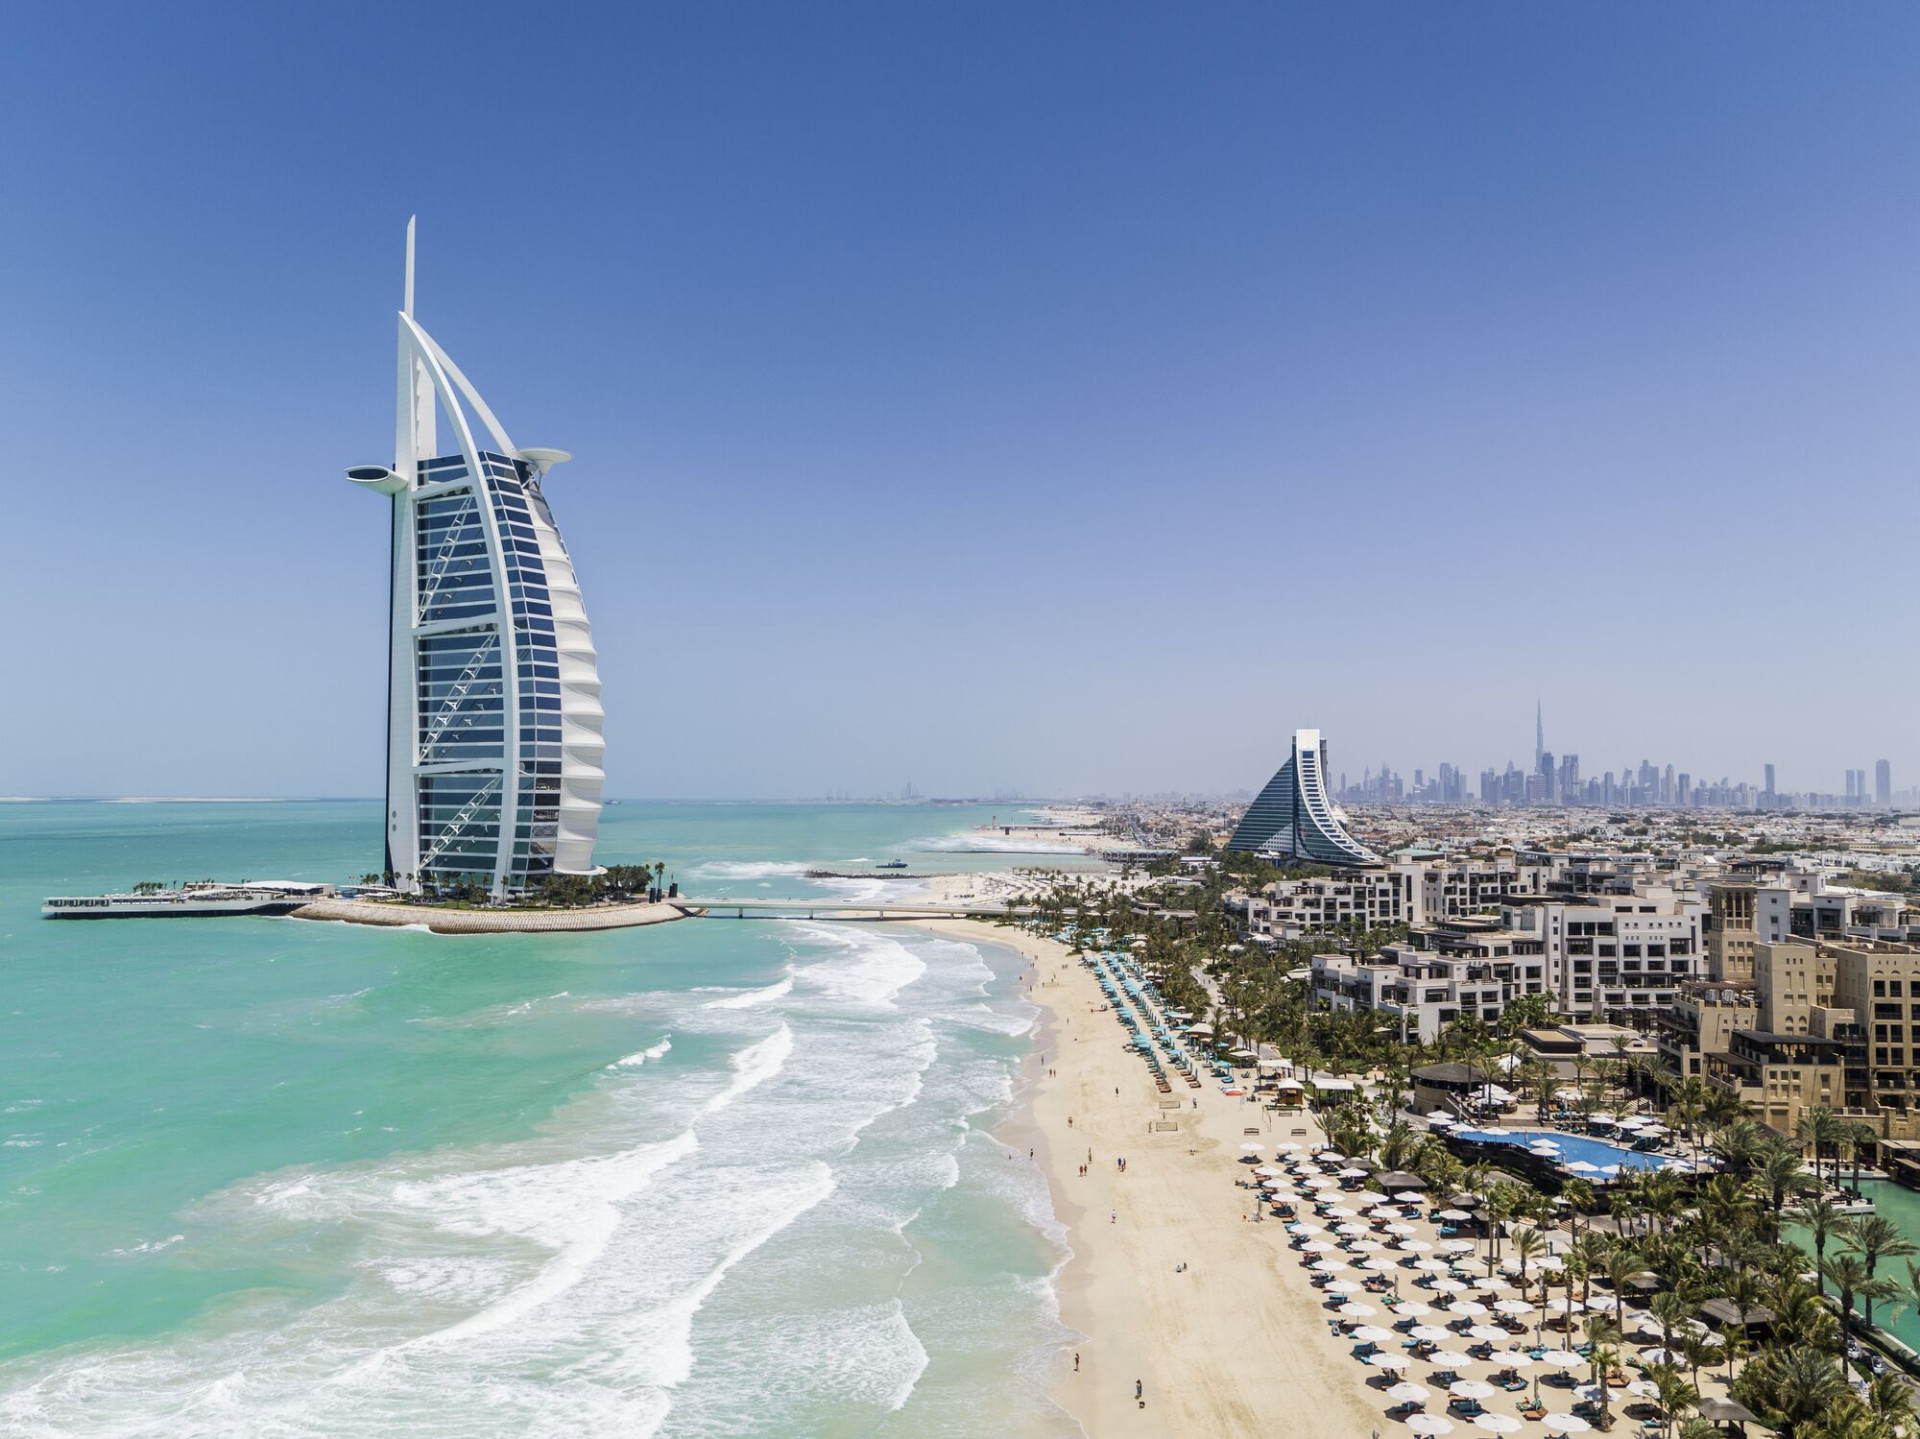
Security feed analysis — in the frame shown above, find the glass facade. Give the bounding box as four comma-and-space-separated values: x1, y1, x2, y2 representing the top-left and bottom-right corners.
1227, 730, 1382, 866
410, 451, 564, 891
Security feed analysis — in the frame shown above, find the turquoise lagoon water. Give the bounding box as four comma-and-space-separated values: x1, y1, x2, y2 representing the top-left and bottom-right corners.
0, 801, 1092, 1437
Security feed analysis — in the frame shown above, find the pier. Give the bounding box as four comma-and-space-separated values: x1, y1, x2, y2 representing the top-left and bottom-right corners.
677, 897, 1020, 922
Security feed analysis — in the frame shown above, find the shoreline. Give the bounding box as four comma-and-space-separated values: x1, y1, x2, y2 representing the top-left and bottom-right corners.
913, 917, 1384, 1439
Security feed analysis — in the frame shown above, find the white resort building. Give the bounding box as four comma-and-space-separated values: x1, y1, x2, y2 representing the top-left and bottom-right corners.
347, 221, 605, 898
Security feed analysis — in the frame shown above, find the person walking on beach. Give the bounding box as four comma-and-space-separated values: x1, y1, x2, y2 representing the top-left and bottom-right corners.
1110, 1208, 1116, 1224
1074, 1352, 1080, 1372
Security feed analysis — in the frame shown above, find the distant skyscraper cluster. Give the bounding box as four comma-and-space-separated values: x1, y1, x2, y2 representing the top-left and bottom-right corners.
1335, 702, 1901, 813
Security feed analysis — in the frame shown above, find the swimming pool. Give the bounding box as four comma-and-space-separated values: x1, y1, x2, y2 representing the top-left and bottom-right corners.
1450, 1126, 1682, 1174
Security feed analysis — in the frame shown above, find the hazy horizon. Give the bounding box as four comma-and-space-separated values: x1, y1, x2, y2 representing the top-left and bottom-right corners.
4, 5, 1916, 800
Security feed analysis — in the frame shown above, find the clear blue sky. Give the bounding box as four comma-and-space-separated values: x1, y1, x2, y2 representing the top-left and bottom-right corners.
2, 4, 1915, 799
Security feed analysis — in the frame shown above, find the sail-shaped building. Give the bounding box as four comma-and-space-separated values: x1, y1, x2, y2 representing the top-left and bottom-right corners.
1226, 728, 1381, 866
347, 221, 605, 898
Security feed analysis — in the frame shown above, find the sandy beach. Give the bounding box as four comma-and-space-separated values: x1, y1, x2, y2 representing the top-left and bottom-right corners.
918, 918, 1385, 1439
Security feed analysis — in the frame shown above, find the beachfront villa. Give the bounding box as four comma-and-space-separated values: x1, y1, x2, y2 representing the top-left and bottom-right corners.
1227, 727, 1384, 865
348, 220, 605, 899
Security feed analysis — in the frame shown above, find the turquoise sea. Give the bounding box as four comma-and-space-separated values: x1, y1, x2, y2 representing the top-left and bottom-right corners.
0, 801, 1093, 1437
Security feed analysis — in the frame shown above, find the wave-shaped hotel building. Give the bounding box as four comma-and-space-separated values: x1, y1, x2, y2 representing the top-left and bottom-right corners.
348, 222, 604, 898
1226, 727, 1381, 866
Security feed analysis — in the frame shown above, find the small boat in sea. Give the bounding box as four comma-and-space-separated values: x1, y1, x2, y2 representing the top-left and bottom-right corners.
875, 860, 908, 870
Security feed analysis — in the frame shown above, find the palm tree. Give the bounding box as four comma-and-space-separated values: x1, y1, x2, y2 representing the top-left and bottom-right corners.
1848, 1121, 1877, 1194
1646, 1361, 1699, 1439
1561, 1178, 1596, 1238
1650, 1289, 1692, 1358
1848, 1213, 1918, 1329
1764, 1346, 1850, 1434
1510, 1226, 1546, 1292
1760, 1146, 1812, 1213
1797, 1106, 1838, 1189
1821, 1252, 1896, 1348
1800, 1196, 1845, 1298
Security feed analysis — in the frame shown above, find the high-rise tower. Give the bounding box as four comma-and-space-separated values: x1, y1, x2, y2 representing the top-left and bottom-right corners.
1535, 700, 1544, 774
1226, 728, 1382, 865
347, 221, 605, 898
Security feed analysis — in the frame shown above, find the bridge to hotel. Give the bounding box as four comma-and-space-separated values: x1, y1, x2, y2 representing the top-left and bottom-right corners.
677, 897, 1023, 922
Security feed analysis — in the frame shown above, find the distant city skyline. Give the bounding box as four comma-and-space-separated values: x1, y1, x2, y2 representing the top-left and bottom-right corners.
1329, 702, 1904, 811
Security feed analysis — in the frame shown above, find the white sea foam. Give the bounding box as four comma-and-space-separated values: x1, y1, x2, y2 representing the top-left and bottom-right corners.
700, 975, 793, 1010
106, 1235, 185, 1258
707, 1025, 794, 1113
786, 924, 927, 1009
407, 1129, 701, 1346
687, 859, 812, 881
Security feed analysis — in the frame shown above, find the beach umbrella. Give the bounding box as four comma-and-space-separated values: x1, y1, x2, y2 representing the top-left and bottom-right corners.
1312, 1260, 1350, 1273
1350, 1240, 1385, 1254
1288, 1222, 1324, 1235
1240, 1142, 1266, 1153
1545, 1298, 1585, 1314
1494, 1300, 1534, 1316
1492, 1349, 1534, 1368
1351, 1192, 1385, 1208
1390, 1301, 1434, 1317
1467, 1326, 1510, 1343
1395, 1190, 1426, 1202
1438, 1208, 1472, 1221
1430, 1279, 1469, 1294
1415, 1259, 1452, 1273
1637, 1346, 1682, 1366
1450, 1381, 1496, 1401
1407, 1416, 1455, 1437
1368, 1352, 1412, 1369
1325, 1279, 1364, 1293
1275, 1142, 1302, 1153
1428, 1350, 1473, 1368
1317, 1152, 1348, 1164
1410, 1325, 1454, 1343
1625, 1380, 1660, 1400
1440, 1240, 1475, 1254
1444, 1300, 1488, 1317
1535, 1349, 1583, 1370
1335, 1222, 1368, 1236
1572, 1384, 1606, 1404
1565, 1161, 1598, 1174
1386, 1223, 1418, 1236
1352, 1325, 1396, 1343
1300, 1240, 1334, 1253
1473, 1415, 1522, 1433
1301, 1176, 1333, 1189
1401, 1240, 1435, 1252
1338, 1302, 1378, 1318
1327, 1207, 1360, 1219
1544, 1412, 1593, 1433
1386, 1381, 1431, 1403
1362, 1259, 1401, 1273
1254, 1165, 1286, 1177
1427, 1110, 1455, 1122
1339, 1167, 1369, 1178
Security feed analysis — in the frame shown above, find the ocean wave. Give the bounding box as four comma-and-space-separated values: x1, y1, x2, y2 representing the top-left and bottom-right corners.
686, 860, 811, 881
906, 833, 1084, 855
706, 1026, 794, 1113
785, 925, 927, 1010
700, 976, 793, 1010
607, 1036, 672, 1070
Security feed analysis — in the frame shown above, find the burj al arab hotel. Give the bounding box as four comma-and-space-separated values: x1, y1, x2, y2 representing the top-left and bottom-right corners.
347, 221, 604, 898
